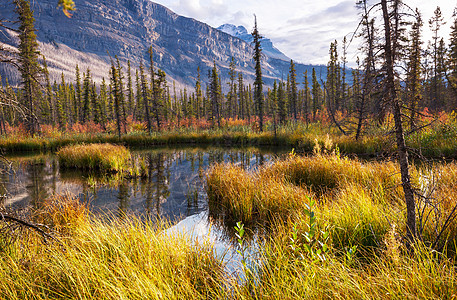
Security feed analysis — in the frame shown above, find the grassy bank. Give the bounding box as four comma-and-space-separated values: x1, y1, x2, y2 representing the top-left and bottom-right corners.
0, 195, 227, 299
2, 124, 457, 298
205, 151, 457, 298
1, 119, 456, 158
207, 151, 457, 251
1, 182, 457, 298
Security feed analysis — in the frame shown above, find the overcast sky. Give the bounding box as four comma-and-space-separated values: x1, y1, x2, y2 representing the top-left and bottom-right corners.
152, 0, 457, 66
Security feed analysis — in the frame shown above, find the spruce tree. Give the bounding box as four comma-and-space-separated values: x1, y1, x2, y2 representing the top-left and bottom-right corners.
75, 64, 82, 122
110, 60, 122, 138
448, 8, 457, 109
195, 67, 203, 120
15, 0, 41, 135
311, 68, 321, 121
406, 10, 423, 129
116, 56, 127, 133
82, 69, 92, 123
139, 61, 152, 134
289, 60, 298, 121
238, 72, 245, 119
278, 81, 287, 124
303, 71, 310, 124
429, 6, 445, 111
42, 57, 53, 124
127, 60, 134, 116
228, 57, 237, 118
209, 62, 221, 128
252, 16, 264, 131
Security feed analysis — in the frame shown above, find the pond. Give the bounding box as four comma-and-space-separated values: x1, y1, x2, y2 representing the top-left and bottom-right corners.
2, 147, 286, 220
1, 147, 286, 274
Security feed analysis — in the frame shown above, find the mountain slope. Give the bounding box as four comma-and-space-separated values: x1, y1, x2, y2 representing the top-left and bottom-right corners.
217, 24, 289, 61
0, 0, 329, 89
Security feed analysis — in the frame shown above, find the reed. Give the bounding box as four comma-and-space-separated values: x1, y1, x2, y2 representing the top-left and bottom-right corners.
206, 151, 457, 253
57, 143, 130, 172
0, 195, 227, 299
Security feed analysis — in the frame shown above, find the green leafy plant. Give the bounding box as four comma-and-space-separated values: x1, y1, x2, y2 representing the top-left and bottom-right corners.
289, 199, 330, 262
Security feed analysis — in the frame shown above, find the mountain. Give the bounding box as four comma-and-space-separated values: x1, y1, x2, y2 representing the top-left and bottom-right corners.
217, 24, 289, 61
0, 0, 331, 90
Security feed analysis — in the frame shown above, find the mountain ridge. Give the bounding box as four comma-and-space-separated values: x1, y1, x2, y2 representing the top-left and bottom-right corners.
0, 0, 330, 90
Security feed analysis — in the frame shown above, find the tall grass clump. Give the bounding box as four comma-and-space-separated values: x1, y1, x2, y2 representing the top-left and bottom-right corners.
207, 147, 457, 254
0, 194, 228, 299
235, 224, 457, 299
206, 163, 313, 225
57, 143, 130, 172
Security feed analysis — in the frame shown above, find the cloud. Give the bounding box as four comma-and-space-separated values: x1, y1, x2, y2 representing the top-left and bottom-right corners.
152, 0, 456, 66
173, 0, 228, 23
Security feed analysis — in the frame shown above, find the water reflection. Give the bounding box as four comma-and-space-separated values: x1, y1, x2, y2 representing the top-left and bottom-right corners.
3, 147, 286, 224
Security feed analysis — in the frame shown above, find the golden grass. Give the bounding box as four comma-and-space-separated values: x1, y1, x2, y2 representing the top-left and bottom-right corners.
57, 143, 130, 172
0, 195, 227, 299
206, 152, 457, 253
1, 184, 457, 298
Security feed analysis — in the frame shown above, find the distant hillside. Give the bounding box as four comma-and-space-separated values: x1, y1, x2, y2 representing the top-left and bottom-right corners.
0, 0, 337, 90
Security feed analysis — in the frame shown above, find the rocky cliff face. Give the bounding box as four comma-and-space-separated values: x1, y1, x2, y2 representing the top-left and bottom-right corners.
0, 0, 328, 89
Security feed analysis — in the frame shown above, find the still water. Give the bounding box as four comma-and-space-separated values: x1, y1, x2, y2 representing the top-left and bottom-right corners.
1, 147, 286, 274
2, 147, 284, 222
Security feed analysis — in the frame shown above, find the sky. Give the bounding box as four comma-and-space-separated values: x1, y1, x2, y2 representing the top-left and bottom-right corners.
152, 0, 457, 66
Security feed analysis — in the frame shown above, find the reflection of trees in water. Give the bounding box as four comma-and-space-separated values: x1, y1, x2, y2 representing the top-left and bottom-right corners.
256, 153, 265, 166
144, 153, 170, 218
26, 160, 51, 209
0, 162, 9, 207
208, 149, 224, 165
117, 180, 130, 217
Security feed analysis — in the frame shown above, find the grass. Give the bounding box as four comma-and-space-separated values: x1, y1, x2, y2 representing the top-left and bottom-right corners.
1, 168, 457, 298
57, 143, 131, 172
1, 117, 457, 159
0, 195, 228, 299
206, 149, 457, 253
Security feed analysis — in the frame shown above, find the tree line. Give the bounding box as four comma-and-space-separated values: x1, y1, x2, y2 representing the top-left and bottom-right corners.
2, 0, 457, 141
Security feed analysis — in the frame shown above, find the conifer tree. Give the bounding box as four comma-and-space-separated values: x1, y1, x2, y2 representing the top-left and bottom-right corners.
311, 68, 321, 121
127, 60, 134, 116
99, 78, 108, 128
75, 64, 82, 122
277, 80, 287, 124
271, 81, 278, 136
15, 0, 41, 134
227, 57, 237, 118
238, 72, 245, 119
429, 6, 445, 111
406, 10, 423, 129
252, 16, 264, 131
116, 56, 127, 133
139, 61, 152, 134
42, 57, 53, 124
110, 60, 122, 138
82, 69, 91, 122
303, 71, 311, 124
289, 60, 298, 120
380, 0, 416, 241
209, 62, 221, 128
448, 8, 457, 109
195, 67, 203, 120
56, 73, 67, 127
135, 69, 143, 120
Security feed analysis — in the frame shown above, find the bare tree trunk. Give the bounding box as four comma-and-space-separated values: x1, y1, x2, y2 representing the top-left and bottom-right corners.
381, 0, 416, 241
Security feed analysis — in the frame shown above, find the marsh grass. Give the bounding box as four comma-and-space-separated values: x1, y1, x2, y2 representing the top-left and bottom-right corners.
207, 152, 457, 254
57, 143, 131, 172
1, 187, 457, 298
240, 227, 457, 299
0, 195, 228, 299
